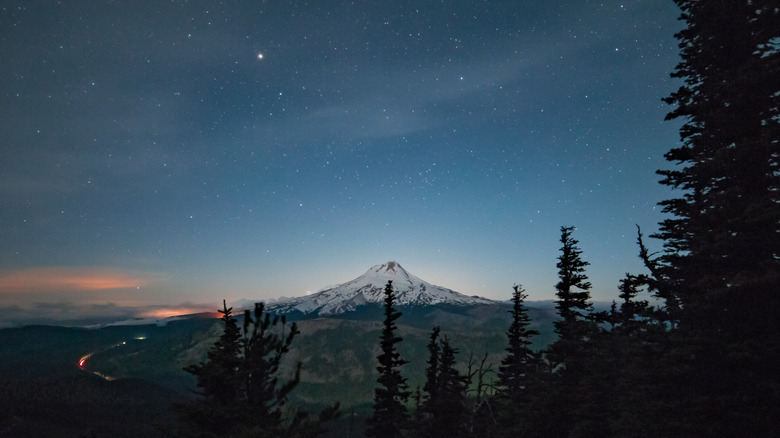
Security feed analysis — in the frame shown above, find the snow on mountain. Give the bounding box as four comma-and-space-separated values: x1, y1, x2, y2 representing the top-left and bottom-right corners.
268, 261, 497, 315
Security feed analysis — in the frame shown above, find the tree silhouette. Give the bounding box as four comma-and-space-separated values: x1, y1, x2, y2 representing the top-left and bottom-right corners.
547, 226, 596, 368
422, 326, 441, 411
494, 285, 538, 435
179, 300, 244, 434
544, 226, 597, 437
366, 281, 410, 438
496, 285, 539, 398
178, 300, 337, 437
658, 0, 780, 347
239, 302, 302, 433
417, 327, 470, 438
653, 1, 780, 435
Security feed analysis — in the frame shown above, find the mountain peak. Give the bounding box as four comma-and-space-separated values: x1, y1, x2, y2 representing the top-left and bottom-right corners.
269, 262, 496, 315
368, 261, 408, 277
378, 261, 400, 273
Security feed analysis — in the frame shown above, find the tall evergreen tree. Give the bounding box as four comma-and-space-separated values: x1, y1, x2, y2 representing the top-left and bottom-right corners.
496, 285, 539, 397
654, 1, 780, 435
422, 326, 441, 409
548, 226, 596, 365
178, 301, 337, 438
544, 226, 597, 437
658, 0, 780, 346
180, 300, 244, 433
417, 327, 470, 438
434, 336, 469, 436
240, 302, 302, 433
494, 285, 538, 435
366, 281, 410, 438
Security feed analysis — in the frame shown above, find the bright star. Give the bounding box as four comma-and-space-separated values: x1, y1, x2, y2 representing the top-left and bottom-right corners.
257, 53, 264, 60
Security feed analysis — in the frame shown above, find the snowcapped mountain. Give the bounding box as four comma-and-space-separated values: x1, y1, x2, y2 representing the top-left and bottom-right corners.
268, 261, 497, 316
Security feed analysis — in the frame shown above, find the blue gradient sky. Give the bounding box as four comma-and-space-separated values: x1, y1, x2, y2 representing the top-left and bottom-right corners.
0, 1, 684, 322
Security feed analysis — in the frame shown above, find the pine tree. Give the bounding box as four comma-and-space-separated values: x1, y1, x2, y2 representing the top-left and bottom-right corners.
548, 226, 596, 366
654, 1, 780, 435
184, 300, 243, 400
422, 326, 441, 410
494, 285, 538, 435
570, 270, 668, 438
568, 228, 683, 437
612, 274, 653, 335
544, 226, 597, 437
240, 302, 302, 434
366, 280, 410, 438
180, 300, 244, 434
554, 227, 593, 320
417, 327, 470, 438
178, 300, 337, 437
497, 285, 539, 397
433, 336, 469, 436
604, 272, 677, 438
658, 0, 780, 346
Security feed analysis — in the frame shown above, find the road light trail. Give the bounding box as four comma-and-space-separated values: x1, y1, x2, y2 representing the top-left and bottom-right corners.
77, 343, 125, 380
78, 353, 94, 368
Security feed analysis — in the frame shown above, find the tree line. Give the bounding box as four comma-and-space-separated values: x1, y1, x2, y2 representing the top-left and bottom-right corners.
174, 1, 778, 436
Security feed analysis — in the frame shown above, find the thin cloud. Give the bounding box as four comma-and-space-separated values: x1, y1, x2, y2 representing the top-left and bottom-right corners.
137, 306, 219, 319
0, 267, 157, 292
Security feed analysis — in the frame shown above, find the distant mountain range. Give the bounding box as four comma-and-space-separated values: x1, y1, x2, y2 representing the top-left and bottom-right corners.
268, 261, 498, 316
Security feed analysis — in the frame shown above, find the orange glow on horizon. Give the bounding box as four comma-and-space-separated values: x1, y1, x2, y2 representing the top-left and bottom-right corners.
0, 267, 154, 292
137, 308, 221, 319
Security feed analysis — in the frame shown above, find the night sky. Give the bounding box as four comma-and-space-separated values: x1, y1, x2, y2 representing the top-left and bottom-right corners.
0, 1, 684, 324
